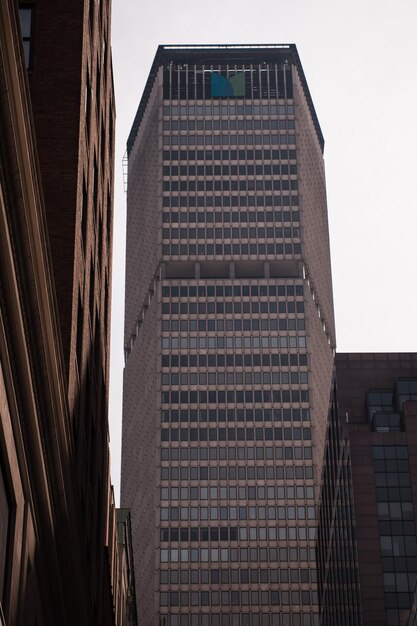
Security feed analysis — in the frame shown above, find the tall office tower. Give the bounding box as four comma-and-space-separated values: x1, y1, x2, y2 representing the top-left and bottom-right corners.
122, 45, 336, 626
318, 353, 417, 626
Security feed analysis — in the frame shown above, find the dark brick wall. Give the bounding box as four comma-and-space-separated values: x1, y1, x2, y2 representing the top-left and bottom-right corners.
24, 0, 116, 621
337, 353, 417, 626
336, 353, 417, 424
28, 0, 84, 372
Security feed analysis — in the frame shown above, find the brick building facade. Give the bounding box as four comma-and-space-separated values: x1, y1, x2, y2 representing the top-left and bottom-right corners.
0, 1, 135, 624
318, 353, 417, 626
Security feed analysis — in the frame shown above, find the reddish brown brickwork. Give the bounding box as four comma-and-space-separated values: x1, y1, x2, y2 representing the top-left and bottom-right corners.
27, 0, 116, 586
0, 0, 140, 623
319, 353, 417, 626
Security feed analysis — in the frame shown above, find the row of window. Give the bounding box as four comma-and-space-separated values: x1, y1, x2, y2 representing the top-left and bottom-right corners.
160, 463, 313, 482
387, 609, 413, 626
161, 335, 307, 351
162, 283, 304, 298
163, 119, 295, 131
163, 120, 296, 132
162, 242, 301, 258
160, 484, 315, 502
376, 487, 413, 503
384, 592, 415, 611
162, 195, 299, 209
160, 611, 319, 626
161, 304, 304, 320
380, 535, 417, 557
161, 353, 308, 368
163, 179, 298, 192
378, 501, 414, 521
379, 520, 416, 537
160, 445, 313, 462
161, 426, 311, 444
161, 526, 239, 542
160, 525, 314, 545
162, 211, 299, 225
374, 459, 410, 473
161, 371, 308, 390
161, 407, 310, 424
162, 149, 297, 163
162, 317, 305, 332
161, 371, 308, 387
373, 446, 408, 460
384, 572, 417, 594
162, 134, 296, 147
160, 390, 310, 407
375, 472, 411, 487
160, 589, 317, 608
162, 104, 295, 117
160, 565, 315, 586
162, 227, 300, 241
382, 556, 417, 574
163, 237, 301, 251
160, 505, 316, 524
159, 544, 316, 563
162, 163, 297, 177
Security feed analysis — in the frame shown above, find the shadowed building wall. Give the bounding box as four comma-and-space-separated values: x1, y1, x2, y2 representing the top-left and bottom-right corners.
22, 0, 116, 620
0, 1, 134, 624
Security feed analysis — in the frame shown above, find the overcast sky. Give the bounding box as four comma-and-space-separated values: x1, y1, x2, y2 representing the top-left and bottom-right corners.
109, 0, 417, 501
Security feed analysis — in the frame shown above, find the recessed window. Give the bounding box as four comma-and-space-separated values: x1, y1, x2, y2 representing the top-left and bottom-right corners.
19, 6, 34, 68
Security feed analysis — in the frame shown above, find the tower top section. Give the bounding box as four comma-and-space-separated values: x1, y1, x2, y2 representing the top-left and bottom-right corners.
127, 44, 324, 155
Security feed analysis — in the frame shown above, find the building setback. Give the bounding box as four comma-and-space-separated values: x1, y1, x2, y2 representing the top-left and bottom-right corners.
318, 353, 417, 626
122, 45, 336, 625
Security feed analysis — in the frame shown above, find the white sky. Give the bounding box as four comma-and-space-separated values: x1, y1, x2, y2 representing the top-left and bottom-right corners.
109, 0, 417, 502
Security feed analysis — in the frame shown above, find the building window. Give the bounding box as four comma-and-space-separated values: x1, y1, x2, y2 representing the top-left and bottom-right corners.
19, 6, 33, 68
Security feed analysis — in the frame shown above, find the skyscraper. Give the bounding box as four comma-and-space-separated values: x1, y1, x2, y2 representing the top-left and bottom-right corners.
122, 45, 336, 626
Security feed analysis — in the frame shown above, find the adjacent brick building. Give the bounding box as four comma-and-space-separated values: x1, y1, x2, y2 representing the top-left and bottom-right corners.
24, 0, 116, 617
0, 1, 135, 624
318, 353, 417, 626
